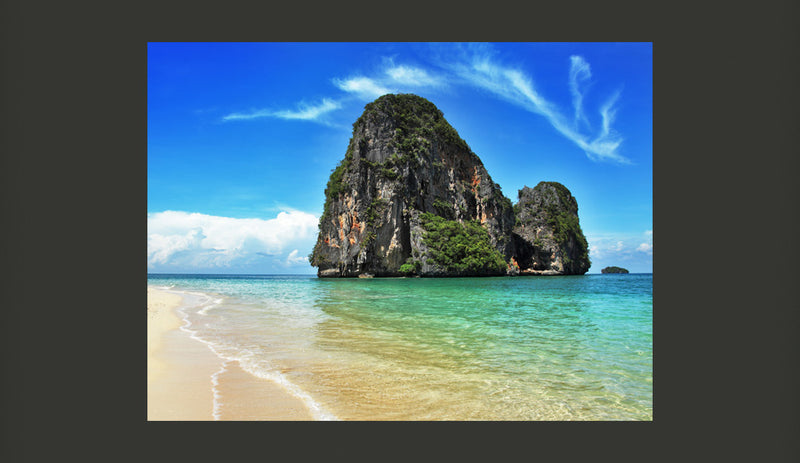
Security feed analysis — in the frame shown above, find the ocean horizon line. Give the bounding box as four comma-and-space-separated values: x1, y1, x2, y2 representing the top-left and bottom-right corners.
148, 272, 654, 277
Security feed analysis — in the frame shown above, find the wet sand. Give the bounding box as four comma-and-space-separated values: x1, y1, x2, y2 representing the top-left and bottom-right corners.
147, 286, 315, 420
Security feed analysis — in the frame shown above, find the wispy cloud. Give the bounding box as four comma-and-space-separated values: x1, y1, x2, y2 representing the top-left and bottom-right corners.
222, 98, 342, 123
445, 47, 629, 163
332, 63, 445, 100
569, 55, 592, 128
579, 90, 624, 163
222, 109, 273, 121
223, 44, 631, 163
333, 76, 392, 99
274, 98, 342, 120
385, 63, 444, 87
227, 61, 447, 124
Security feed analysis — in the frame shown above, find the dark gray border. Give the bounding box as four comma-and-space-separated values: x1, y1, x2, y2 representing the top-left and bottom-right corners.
2, 0, 799, 461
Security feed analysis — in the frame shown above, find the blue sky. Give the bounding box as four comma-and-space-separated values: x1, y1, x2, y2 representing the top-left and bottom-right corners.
148, 42, 652, 274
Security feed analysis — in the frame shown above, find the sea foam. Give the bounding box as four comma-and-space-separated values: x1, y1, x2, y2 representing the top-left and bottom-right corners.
210, 360, 229, 421
168, 288, 338, 421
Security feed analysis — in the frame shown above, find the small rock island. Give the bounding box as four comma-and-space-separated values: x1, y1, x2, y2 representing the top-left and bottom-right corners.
601, 266, 629, 274
309, 94, 591, 277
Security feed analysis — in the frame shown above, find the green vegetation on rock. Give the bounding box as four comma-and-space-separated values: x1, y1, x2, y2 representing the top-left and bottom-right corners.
325, 159, 349, 199
538, 182, 590, 265
358, 94, 471, 166
319, 145, 354, 223
366, 197, 388, 227
432, 198, 454, 220
548, 210, 586, 245
399, 258, 422, 275
601, 266, 629, 274
418, 212, 507, 275
311, 94, 591, 277
547, 210, 589, 267
361, 197, 388, 248
380, 166, 399, 179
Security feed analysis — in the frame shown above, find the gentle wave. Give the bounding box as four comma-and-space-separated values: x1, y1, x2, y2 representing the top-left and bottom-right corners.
149, 275, 652, 420
210, 360, 229, 421
150, 284, 175, 290
161, 287, 338, 421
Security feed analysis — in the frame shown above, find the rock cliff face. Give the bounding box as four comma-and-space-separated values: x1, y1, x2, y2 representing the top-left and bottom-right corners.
511, 183, 591, 275
309, 94, 590, 277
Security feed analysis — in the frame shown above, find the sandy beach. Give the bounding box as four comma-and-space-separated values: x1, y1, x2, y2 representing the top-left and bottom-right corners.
147, 286, 315, 420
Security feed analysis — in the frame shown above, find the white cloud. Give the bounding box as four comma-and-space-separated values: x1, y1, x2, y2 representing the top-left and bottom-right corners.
586, 235, 619, 260
333, 61, 445, 101
222, 98, 342, 122
445, 48, 629, 164
147, 210, 318, 271
569, 55, 592, 128
148, 227, 207, 266
222, 45, 632, 163
333, 76, 392, 99
586, 230, 652, 273
222, 109, 273, 121
285, 249, 308, 265
385, 65, 442, 87
503, 68, 559, 116
586, 230, 652, 260
274, 98, 343, 120
598, 90, 620, 136
637, 230, 653, 254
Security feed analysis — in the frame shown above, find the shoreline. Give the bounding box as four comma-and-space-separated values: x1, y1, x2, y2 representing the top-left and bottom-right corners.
147, 286, 316, 421
146, 276, 651, 420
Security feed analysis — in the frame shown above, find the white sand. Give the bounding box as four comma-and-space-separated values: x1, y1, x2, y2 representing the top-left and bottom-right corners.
147, 286, 315, 420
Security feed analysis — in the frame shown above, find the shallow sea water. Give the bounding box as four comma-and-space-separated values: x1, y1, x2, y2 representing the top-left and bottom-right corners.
148, 273, 652, 420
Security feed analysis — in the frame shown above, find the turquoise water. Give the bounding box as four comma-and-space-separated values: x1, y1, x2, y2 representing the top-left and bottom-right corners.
148, 274, 652, 420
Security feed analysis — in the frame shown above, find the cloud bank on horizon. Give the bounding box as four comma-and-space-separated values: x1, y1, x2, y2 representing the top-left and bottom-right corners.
586, 229, 653, 271
221, 44, 629, 164
147, 210, 318, 272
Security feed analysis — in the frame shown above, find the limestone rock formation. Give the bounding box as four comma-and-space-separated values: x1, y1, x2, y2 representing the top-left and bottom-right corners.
309, 93, 590, 277
601, 266, 629, 274
511, 182, 591, 275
